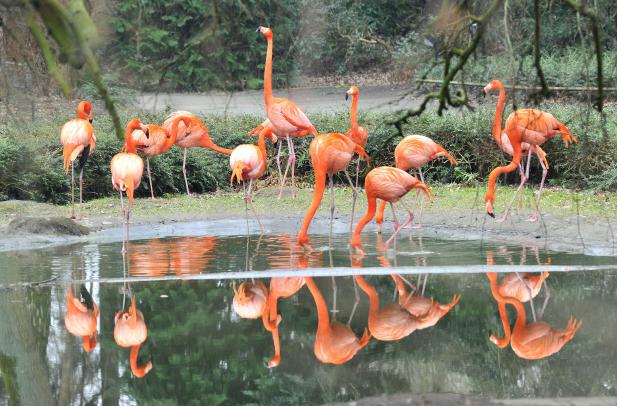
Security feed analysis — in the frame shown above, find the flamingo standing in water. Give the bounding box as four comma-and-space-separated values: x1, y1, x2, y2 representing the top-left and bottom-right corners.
484, 83, 577, 218
60, 100, 96, 219
376, 135, 456, 231
229, 126, 277, 233
296, 131, 369, 245
64, 286, 99, 352
256, 26, 318, 199
354, 275, 429, 341
390, 274, 460, 330
304, 277, 370, 365
488, 271, 550, 348
484, 80, 550, 222
261, 277, 306, 367
114, 296, 153, 378
128, 118, 186, 199
162, 111, 232, 195
351, 167, 431, 252
345, 86, 369, 225
486, 272, 582, 360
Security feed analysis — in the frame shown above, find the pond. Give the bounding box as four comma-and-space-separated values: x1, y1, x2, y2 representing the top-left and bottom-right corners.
0, 231, 616, 405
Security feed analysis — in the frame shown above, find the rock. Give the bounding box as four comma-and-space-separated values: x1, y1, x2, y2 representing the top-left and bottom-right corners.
7, 217, 90, 236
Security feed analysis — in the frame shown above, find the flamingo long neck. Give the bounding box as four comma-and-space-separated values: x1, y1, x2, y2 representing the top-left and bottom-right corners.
128, 297, 138, 328
488, 274, 527, 333
77, 102, 89, 120
390, 275, 408, 301
257, 128, 270, 172
354, 276, 379, 318
125, 121, 142, 154
264, 35, 274, 108
492, 83, 506, 146
350, 94, 359, 132
130, 344, 152, 378
297, 169, 327, 241
305, 277, 331, 333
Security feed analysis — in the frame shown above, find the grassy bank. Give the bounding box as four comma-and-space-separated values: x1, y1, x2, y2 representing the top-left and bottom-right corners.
1, 185, 614, 226
1, 104, 616, 205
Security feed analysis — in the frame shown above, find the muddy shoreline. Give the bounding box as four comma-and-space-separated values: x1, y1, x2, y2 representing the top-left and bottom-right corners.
2, 193, 614, 256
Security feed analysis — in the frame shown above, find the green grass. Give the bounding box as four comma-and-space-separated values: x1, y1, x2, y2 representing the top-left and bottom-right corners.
1, 184, 614, 227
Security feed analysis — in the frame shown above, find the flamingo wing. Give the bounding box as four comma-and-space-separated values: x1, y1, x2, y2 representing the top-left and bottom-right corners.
271, 98, 316, 134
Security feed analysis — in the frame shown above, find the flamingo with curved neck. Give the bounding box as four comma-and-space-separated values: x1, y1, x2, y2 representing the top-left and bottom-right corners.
258, 26, 318, 199
485, 80, 550, 222
354, 275, 430, 341
304, 277, 370, 364
163, 111, 232, 195
114, 296, 152, 378
229, 126, 278, 233
486, 272, 582, 360
483, 80, 577, 218
61, 100, 96, 219
64, 286, 99, 352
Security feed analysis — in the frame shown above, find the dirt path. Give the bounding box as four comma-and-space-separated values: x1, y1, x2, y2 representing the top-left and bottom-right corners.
136, 85, 423, 115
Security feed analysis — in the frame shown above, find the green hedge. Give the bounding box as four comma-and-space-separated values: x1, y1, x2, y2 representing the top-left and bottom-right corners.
1, 104, 615, 204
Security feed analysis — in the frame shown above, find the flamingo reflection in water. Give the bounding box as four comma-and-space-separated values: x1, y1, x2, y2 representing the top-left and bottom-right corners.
486, 272, 582, 360
64, 285, 99, 352
127, 236, 219, 277
305, 277, 370, 365
486, 248, 551, 347
353, 273, 432, 342
114, 296, 153, 378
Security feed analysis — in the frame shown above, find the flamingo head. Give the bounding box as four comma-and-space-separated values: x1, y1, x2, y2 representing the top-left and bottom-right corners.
345, 86, 359, 101
483, 80, 503, 96
257, 26, 273, 39
77, 100, 93, 123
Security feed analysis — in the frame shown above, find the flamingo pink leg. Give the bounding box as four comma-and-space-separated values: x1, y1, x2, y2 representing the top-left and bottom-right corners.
497, 149, 532, 223
278, 136, 294, 200
182, 148, 191, 196
289, 138, 297, 198
146, 157, 155, 199
410, 168, 425, 230
385, 203, 414, 250
70, 162, 76, 219
329, 174, 335, 237
246, 179, 264, 233
276, 141, 283, 186
528, 150, 548, 223
345, 170, 358, 235
78, 169, 84, 219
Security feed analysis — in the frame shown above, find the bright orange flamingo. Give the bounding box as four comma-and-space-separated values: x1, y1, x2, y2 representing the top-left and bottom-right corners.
257, 26, 318, 199
345, 86, 369, 224
128, 116, 189, 199
114, 296, 153, 378
486, 272, 582, 360
390, 274, 460, 330
489, 271, 550, 348
484, 80, 550, 222
297, 132, 369, 244
261, 276, 306, 367
229, 126, 277, 232
163, 111, 232, 195
232, 281, 268, 319
304, 277, 370, 365
354, 275, 430, 341
376, 135, 455, 231
351, 167, 431, 252
60, 100, 96, 219
484, 82, 577, 218
64, 286, 99, 352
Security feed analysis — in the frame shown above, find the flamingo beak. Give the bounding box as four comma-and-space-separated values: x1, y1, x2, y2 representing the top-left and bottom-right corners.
486, 201, 495, 218
89, 117, 93, 123
345, 94, 349, 101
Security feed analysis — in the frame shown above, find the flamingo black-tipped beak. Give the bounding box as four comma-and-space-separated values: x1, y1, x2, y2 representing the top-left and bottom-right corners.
482, 90, 486, 98
89, 118, 93, 123
345, 94, 349, 101
256, 26, 261, 32
144, 128, 150, 138
487, 211, 495, 218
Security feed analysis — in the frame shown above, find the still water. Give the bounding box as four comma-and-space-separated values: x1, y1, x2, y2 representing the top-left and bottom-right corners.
0, 232, 616, 404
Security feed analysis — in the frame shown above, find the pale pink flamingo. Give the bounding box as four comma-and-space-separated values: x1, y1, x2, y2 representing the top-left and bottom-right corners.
60, 100, 96, 219
114, 296, 152, 378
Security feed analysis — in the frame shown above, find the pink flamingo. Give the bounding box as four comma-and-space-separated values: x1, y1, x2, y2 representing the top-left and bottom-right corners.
64, 286, 99, 352
60, 100, 96, 219
257, 26, 318, 199
163, 111, 232, 195
114, 296, 152, 378
484, 80, 550, 222
229, 126, 278, 232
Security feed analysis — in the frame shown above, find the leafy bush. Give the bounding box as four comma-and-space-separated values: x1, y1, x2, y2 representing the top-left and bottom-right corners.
1, 103, 615, 204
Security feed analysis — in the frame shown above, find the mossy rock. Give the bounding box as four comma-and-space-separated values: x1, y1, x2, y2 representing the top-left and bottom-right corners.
8, 217, 90, 236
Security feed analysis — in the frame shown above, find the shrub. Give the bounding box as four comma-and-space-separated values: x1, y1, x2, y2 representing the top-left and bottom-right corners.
1, 103, 615, 204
